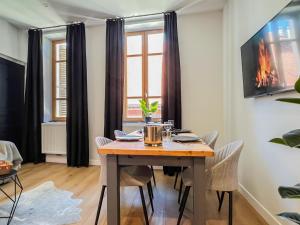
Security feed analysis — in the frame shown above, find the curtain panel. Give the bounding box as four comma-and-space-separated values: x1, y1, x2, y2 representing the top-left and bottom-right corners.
104, 19, 125, 139
162, 11, 182, 176
66, 23, 89, 167
22, 29, 45, 163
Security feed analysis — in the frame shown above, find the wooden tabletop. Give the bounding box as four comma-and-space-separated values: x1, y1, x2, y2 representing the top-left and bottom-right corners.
98, 140, 214, 157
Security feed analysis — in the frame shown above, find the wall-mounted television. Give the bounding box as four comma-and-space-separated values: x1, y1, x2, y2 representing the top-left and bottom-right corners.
241, 0, 300, 98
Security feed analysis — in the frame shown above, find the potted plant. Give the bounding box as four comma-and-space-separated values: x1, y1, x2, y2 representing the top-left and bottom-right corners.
139, 99, 159, 123
270, 77, 300, 224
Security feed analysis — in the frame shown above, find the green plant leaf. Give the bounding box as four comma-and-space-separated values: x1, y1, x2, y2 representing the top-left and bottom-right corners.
270, 138, 288, 146
282, 129, 300, 148
150, 101, 159, 113
276, 98, 300, 105
279, 184, 300, 199
139, 99, 151, 116
278, 212, 300, 224
295, 77, 300, 93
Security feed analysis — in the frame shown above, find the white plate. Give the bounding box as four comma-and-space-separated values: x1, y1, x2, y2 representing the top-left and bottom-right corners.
116, 135, 142, 141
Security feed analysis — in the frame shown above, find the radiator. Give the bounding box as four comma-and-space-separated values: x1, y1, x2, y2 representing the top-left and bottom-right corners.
42, 122, 66, 155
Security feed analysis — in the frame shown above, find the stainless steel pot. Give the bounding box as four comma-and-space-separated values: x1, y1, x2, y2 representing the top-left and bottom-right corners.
144, 124, 163, 146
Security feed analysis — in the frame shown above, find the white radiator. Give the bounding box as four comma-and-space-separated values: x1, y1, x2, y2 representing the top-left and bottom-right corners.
42, 122, 67, 155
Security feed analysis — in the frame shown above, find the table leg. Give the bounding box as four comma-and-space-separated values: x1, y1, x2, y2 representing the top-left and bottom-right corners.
107, 155, 120, 225
193, 157, 206, 225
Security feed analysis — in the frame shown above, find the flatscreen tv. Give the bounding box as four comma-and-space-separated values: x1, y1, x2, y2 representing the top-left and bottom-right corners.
241, 0, 300, 98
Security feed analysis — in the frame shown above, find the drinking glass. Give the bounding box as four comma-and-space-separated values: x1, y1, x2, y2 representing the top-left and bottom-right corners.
164, 121, 173, 142
168, 120, 174, 129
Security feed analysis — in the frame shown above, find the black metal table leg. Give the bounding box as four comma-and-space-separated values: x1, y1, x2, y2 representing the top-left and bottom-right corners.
0, 171, 23, 225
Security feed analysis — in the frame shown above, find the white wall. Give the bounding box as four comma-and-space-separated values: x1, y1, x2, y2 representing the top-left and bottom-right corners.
223, 0, 300, 224
85, 25, 106, 164
0, 18, 27, 62
178, 11, 224, 147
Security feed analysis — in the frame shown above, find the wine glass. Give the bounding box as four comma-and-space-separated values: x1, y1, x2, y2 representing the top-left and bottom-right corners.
168, 120, 174, 130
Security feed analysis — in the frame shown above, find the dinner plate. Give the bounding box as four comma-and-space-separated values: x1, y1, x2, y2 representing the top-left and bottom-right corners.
116, 135, 142, 141
172, 135, 200, 143
172, 129, 192, 134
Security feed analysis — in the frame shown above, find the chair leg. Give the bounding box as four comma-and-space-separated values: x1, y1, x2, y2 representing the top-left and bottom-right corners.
218, 191, 225, 212
139, 186, 149, 225
177, 178, 183, 203
147, 181, 153, 200
174, 171, 179, 189
147, 182, 154, 213
151, 166, 156, 186
228, 191, 233, 225
95, 185, 106, 225
216, 191, 220, 202
177, 186, 191, 225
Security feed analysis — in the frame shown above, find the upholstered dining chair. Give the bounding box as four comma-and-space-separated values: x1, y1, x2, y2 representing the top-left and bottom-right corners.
175, 131, 219, 202
177, 140, 244, 225
95, 136, 154, 225
114, 129, 157, 186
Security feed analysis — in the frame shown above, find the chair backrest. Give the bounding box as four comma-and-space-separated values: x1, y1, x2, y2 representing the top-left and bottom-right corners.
95, 136, 113, 186
208, 140, 243, 192
200, 131, 219, 149
114, 130, 127, 139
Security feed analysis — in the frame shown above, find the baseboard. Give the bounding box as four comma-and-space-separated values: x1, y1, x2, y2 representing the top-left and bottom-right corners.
89, 159, 100, 166
239, 183, 282, 225
46, 155, 67, 164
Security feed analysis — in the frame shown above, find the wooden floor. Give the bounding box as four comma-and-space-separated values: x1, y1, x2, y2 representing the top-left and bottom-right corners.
0, 163, 267, 225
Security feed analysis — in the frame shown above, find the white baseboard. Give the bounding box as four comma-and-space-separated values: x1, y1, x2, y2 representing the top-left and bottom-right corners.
239, 183, 282, 225
46, 155, 67, 164
89, 159, 100, 165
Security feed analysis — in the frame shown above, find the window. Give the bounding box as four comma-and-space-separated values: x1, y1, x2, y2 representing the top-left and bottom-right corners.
52, 40, 67, 121
124, 30, 163, 121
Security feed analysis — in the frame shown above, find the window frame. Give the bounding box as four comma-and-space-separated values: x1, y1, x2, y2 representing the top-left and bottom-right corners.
52, 39, 67, 121
124, 29, 163, 122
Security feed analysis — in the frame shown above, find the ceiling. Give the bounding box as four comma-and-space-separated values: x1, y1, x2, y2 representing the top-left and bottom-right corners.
0, 0, 226, 29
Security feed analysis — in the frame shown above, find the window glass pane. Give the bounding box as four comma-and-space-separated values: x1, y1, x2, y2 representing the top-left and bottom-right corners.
148, 33, 163, 54
148, 98, 161, 119
127, 57, 142, 97
127, 99, 142, 118
127, 35, 142, 55
56, 62, 67, 98
56, 100, 67, 118
148, 55, 162, 96
56, 43, 66, 61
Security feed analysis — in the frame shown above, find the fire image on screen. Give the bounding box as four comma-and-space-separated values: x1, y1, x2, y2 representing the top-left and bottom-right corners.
241, 0, 300, 98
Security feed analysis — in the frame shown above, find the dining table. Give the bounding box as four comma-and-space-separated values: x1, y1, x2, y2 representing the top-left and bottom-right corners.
97, 132, 214, 225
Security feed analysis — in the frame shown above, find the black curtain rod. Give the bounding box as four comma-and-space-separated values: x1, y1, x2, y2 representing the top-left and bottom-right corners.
29, 22, 82, 30
114, 11, 167, 20
30, 11, 172, 30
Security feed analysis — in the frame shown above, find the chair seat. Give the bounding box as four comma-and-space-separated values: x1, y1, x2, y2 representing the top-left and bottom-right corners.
120, 166, 152, 187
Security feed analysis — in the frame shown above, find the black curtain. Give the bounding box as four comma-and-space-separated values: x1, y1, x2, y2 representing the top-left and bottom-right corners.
104, 19, 125, 139
162, 12, 182, 176
22, 29, 45, 163
66, 23, 89, 167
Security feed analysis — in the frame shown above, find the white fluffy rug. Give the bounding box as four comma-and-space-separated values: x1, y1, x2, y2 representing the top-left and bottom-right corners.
0, 181, 82, 225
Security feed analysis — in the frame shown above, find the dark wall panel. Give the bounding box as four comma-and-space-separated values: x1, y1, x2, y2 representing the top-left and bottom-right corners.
0, 56, 25, 151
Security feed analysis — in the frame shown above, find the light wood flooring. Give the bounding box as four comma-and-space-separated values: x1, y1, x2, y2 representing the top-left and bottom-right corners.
0, 163, 268, 225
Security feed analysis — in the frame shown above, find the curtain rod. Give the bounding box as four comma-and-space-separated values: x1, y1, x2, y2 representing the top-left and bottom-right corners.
30, 11, 172, 30
29, 22, 82, 30
113, 11, 168, 20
